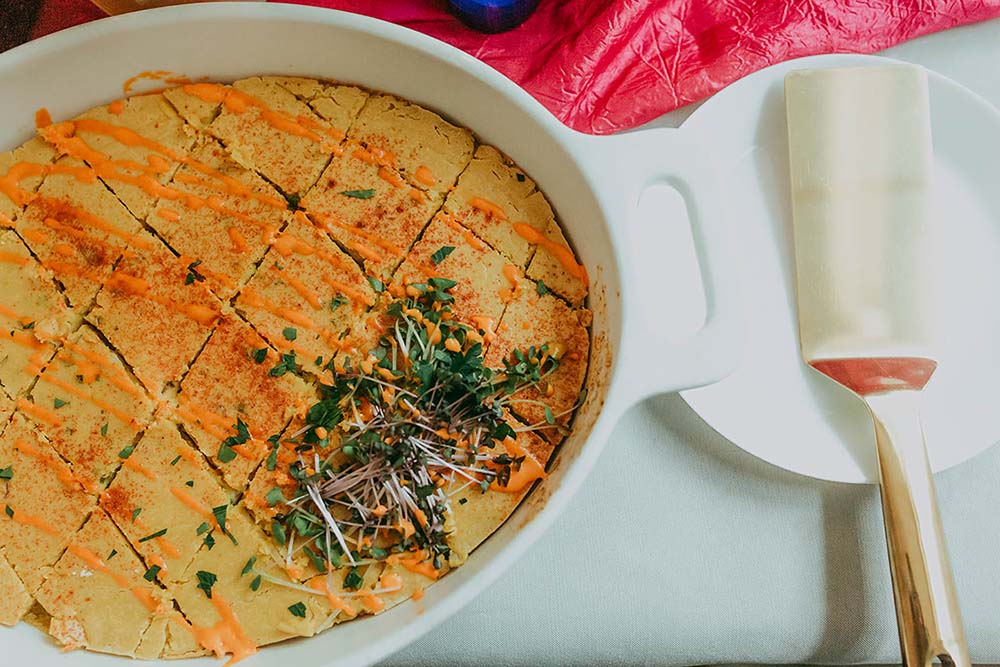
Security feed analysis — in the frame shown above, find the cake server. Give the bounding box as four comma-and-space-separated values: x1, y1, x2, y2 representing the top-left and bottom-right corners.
786, 65, 969, 667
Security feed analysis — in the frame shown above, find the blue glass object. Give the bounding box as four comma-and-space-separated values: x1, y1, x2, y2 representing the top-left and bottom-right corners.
449, 0, 540, 33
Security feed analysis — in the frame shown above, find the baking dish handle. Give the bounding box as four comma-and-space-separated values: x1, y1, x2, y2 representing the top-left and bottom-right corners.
602, 126, 742, 407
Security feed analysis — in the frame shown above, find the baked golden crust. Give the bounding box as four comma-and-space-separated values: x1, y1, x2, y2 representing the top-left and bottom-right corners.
0, 75, 590, 661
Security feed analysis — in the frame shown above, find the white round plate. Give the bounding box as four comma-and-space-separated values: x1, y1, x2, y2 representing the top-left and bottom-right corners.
680, 54, 1000, 484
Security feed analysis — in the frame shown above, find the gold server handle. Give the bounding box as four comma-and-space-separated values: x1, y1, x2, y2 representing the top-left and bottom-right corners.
865, 390, 970, 667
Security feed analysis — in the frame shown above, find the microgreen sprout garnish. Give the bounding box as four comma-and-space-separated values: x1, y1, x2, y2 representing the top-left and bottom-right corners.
0, 466, 12, 481
266, 277, 562, 572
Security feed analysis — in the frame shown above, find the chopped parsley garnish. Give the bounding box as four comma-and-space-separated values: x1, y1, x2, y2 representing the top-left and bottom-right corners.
536, 280, 552, 296
185, 480, 194, 487
218, 419, 251, 463
249, 575, 262, 591
269, 351, 298, 377
343, 568, 363, 591
100, 423, 109, 437
339, 189, 375, 199
515, 172, 526, 182
0, 466, 12, 481
282, 327, 298, 341
53, 398, 68, 409
22, 321, 35, 330
138, 528, 167, 543
288, 602, 307, 618
271, 520, 286, 546
185, 259, 205, 285
430, 245, 455, 265
118, 445, 135, 459
196, 522, 210, 535
286, 193, 301, 210
131, 507, 142, 521
196, 570, 217, 598
212, 504, 229, 530
252, 348, 268, 364
203, 532, 216, 550
143, 565, 161, 581
367, 276, 384, 293
107, 549, 118, 560
458, 497, 468, 505
330, 294, 348, 311
241, 556, 257, 577
170, 455, 182, 466
265, 435, 280, 471
5, 505, 13, 518
266, 487, 285, 507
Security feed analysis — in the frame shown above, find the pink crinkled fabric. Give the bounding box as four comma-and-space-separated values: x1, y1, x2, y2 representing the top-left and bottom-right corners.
26, 0, 1000, 134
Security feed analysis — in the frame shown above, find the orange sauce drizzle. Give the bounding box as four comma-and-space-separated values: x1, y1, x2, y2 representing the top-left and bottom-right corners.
491, 437, 546, 493
35, 108, 52, 129
0, 251, 29, 266
122, 456, 157, 481
411, 588, 425, 601
123, 70, 193, 94
377, 167, 404, 189
188, 594, 258, 666
501, 264, 522, 301
7, 506, 60, 536
324, 277, 376, 310
108, 100, 125, 115
157, 208, 180, 222
13, 438, 88, 492
511, 222, 588, 284
227, 227, 249, 253
468, 196, 506, 220
442, 214, 487, 251
274, 268, 322, 309
15, 398, 63, 426
408, 188, 425, 203
35, 373, 141, 430
308, 577, 357, 618
386, 552, 440, 580
361, 594, 385, 613
414, 166, 436, 187
67, 543, 162, 612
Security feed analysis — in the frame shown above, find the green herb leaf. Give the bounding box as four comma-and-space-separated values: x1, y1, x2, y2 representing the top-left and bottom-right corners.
271, 520, 286, 546
252, 348, 268, 364
266, 487, 285, 507
250, 575, 262, 591
367, 276, 384, 293
53, 398, 68, 409
288, 602, 307, 618
269, 351, 298, 377
544, 406, 555, 424
138, 528, 167, 543
5, 505, 13, 518
282, 327, 298, 341
0, 466, 12, 481
515, 172, 526, 182
212, 504, 228, 530
143, 565, 161, 581
22, 321, 35, 330
286, 193, 301, 210
241, 556, 257, 576
343, 567, 363, 591
185, 259, 205, 286
196, 570, 217, 599
330, 294, 348, 311
185, 480, 194, 487
430, 246, 455, 265
100, 423, 109, 437
170, 454, 182, 466
118, 445, 135, 459
217, 442, 237, 463
536, 280, 551, 296
339, 189, 375, 199
107, 549, 118, 560
132, 507, 142, 521
203, 532, 216, 550
196, 522, 210, 535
